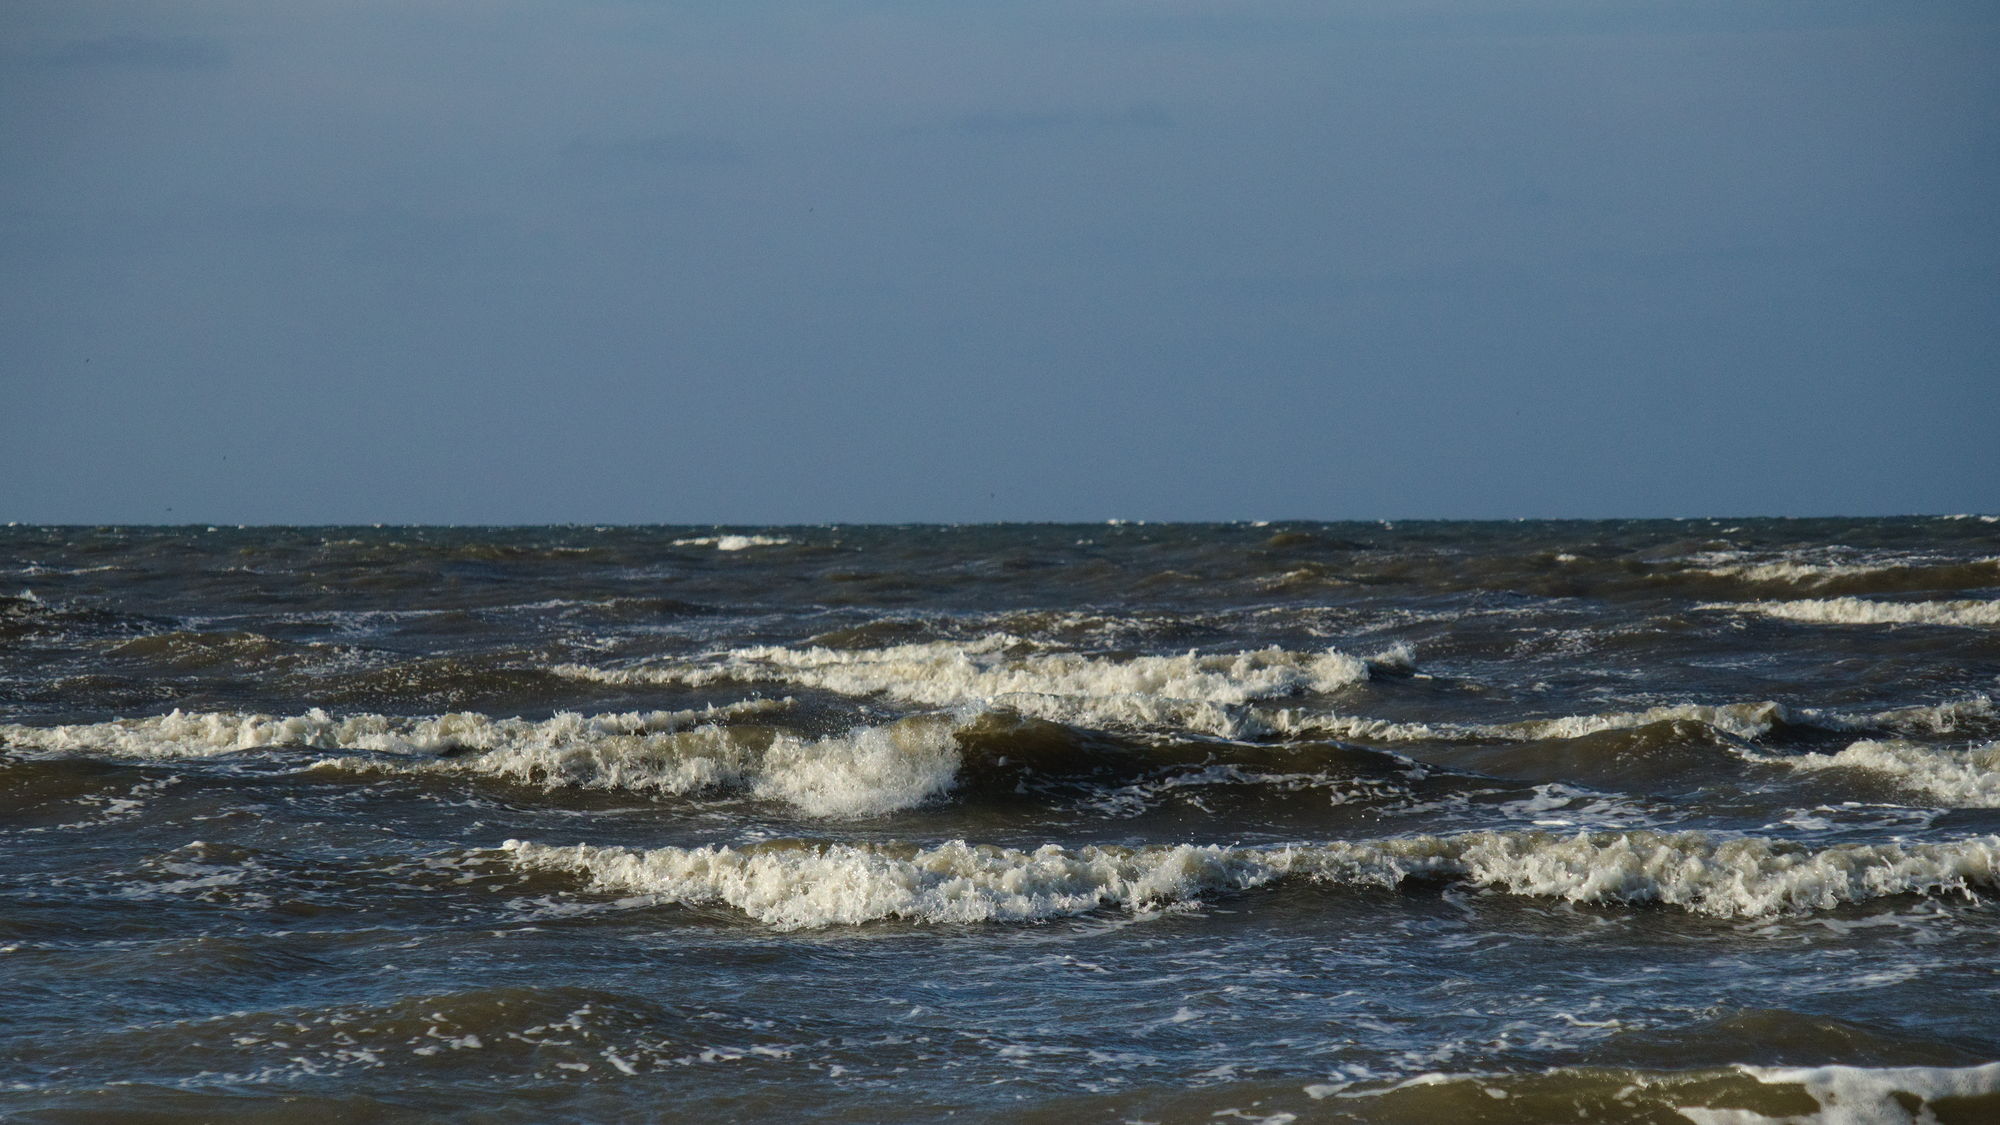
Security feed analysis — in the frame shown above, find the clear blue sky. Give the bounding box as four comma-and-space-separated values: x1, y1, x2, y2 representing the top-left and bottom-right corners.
4, 0, 1996, 523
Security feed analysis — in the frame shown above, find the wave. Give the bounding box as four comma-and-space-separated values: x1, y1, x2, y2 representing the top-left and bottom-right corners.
1705, 597, 2000, 628
0, 754, 151, 817
1767, 740, 2000, 808
1274, 1062, 2000, 1125
1686, 554, 2000, 594
1851, 694, 1998, 736
0, 590, 161, 642
375, 713, 960, 819
555, 638, 1385, 738
1687, 1063, 2000, 1125
1694, 560, 1907, 584
101, 629, 369, 677
0, 702, 774, 759
493, 829, 2000, 929
15, 690, 1991, 825
1263, 700, 1792, 747
1267, 694, 1999, 748
0, 702, 989, 819
0, 703, 1430, 820
553, 628, 1996, 749
671, 535, 792, 550
558, 631, 1998, 751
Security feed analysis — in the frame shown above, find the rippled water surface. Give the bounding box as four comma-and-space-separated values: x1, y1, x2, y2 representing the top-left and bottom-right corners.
4, 520, 1999, 1122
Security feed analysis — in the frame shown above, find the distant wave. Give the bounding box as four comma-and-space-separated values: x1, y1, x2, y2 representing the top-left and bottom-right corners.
1684, 553, 2000, 591
671, 535, 792, 551
1704, 597, 2000, 628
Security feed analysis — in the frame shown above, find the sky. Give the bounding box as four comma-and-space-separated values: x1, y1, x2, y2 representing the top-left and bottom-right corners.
3, 0, 1996, 524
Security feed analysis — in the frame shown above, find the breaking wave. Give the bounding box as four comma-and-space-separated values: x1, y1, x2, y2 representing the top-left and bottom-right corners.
671, 535, 792, 551
1686, 554, 2000, 593
1769, 740, 2000, 808
1263, 700, 1790, 744
0, 702, 781, 760
549, 629, 2000, 748
494, 829, 2000, 930
555, 638, 1382, 737
1265, 695, 1999, 747
1299, 1062, 2000, 1125
1678, 1062, 2000, 1125
1706, 597, 2000, 628
0, 702, 972, 818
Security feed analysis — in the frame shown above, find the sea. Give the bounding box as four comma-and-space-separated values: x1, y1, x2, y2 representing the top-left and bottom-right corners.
3, 519, 1998, 1123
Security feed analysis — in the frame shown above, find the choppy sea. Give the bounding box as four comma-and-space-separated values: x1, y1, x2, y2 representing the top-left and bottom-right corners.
4, 519, 1999, 1123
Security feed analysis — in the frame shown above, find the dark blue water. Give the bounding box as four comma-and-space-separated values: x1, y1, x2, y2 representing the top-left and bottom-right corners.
4, 519, 1998, 1122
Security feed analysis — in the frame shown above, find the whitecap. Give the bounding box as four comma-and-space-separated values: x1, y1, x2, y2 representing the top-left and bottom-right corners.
1765, 740, 2000, 808
0, 701, 966, 818
1679, 1062, 2000, 1125
494, 829, 2000, 929
671, 535, 792, 551
556, 638, 1376, 738
1704, 597, 2000, 628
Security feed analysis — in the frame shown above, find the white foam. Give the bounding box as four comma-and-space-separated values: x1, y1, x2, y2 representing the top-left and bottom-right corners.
556, 638, 1375, 738
1260, 691, 1987, 752
1706, 597, 2000, 628
0, 701, 965, 818
1487, 702, 1788, 741
1258, 709, 1450, 742
1678, 1062, 2000, 1125
671, 535, 792, 550
1693, 560, 1894, 585
1689, 556, 2000, 586
557, 641, 1846, 750
1261, 700, 1789, 745
738, 718, 962, 818
395, 714, 961, 818
494, 829, 2000, 929
1770, 740, 2000, 808
0, 702, 783, 760
1852, 695, 1996, 735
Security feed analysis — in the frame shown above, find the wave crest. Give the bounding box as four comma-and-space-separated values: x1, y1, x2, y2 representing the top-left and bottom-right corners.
671, 535, 792, 550
494, 829, 2000, 929
1706, 598, 2000, 628
556, 639, 1378, 737
1769, 740, 2000, 808
0, 702, 971, 819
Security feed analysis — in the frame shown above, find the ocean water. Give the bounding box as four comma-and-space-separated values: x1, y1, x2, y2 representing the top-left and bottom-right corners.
3, 519, 1999, 1123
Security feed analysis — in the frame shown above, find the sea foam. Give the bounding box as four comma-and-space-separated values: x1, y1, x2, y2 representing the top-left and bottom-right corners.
495, 829, 2000, 929
1679, 1062, 2000, 1125
1769, 740, 2000, 808
671, 535, 792, 550
0, 703, 782, 759
556, 638, 1377, 737
0, 702, 963, 818
1261, 701, 1791, 745
1706, 597, 2000, 628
